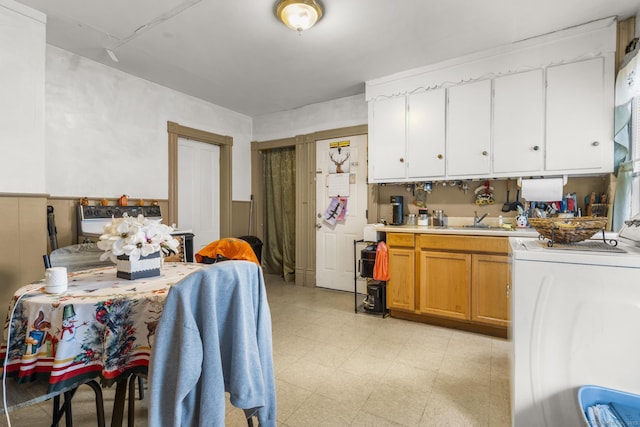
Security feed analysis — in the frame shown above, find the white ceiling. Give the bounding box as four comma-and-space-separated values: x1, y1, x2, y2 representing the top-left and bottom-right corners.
14, 0, 640, 117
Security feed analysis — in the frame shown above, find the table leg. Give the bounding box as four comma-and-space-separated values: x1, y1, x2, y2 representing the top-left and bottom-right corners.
111, 377, 129, 427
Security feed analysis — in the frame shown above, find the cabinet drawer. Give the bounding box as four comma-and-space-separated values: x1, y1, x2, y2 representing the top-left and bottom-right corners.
387, 233, 415, 247
417, 234, 508, 254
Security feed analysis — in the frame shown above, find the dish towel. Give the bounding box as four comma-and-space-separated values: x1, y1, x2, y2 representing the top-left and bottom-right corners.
373, 241, 389, 281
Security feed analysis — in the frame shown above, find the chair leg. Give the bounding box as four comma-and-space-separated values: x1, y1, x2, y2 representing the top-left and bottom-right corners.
63, 390, 73, 427
112, 378, 128, 427
137, 375, 144, 400
83, 380, 106, 427
128, 374, 137, 426
50, 388, 77, 427
52, 395, 61, 427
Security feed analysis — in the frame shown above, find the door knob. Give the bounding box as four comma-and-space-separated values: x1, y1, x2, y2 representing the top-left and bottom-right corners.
315, 223, 322, 229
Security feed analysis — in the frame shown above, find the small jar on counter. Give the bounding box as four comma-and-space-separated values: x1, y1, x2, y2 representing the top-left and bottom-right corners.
417, 209, 429, 226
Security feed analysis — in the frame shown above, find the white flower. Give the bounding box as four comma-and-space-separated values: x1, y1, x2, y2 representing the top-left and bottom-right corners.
98, 214, 179, 263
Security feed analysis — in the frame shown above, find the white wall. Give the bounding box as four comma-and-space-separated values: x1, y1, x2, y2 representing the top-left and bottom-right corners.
0, 1, 45, 193
45, 46, 253, 201
252, 93, 367, 142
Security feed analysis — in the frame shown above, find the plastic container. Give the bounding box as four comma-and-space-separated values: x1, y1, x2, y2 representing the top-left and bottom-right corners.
578, 385, 640, 426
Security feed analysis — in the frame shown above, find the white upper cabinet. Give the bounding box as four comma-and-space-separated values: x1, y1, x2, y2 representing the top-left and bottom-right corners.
493, 69, 545, 174
447, 80, 492, 176
368, 96, 407, 181
545, 58, 611, 172
407, 89, 446, 179
366, 18, 615, 182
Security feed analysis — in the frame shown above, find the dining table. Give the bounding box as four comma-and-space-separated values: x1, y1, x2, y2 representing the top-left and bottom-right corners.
1, 261, 206, 426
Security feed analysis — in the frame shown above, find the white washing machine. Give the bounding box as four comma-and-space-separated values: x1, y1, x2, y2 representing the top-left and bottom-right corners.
510, 215, 640, 426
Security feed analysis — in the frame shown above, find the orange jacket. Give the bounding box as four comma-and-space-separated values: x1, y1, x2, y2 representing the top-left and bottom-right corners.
195, 238, 260, 265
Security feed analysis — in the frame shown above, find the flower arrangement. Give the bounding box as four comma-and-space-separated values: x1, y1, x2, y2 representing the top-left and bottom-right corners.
97, 214, 179, 263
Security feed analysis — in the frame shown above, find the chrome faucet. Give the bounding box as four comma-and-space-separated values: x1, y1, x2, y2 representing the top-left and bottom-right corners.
474, 211, 488, 226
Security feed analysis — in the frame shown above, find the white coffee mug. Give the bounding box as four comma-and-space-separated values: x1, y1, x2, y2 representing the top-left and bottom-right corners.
45, 266, 68, 294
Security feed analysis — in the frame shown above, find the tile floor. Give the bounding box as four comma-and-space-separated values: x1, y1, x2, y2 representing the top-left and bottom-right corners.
1, 273, 512, 427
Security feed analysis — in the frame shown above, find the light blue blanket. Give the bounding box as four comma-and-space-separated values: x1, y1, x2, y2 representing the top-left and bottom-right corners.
148, 261, 276, 426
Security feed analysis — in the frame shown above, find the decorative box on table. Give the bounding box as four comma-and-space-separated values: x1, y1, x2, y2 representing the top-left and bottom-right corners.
116, 252, 161, 280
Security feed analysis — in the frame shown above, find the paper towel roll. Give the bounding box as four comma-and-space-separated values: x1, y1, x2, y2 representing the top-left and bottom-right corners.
363, 224, 383, 242
520, 178, 563, 201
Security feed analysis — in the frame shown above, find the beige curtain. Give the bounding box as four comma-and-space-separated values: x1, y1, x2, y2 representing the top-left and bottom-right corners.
263, 147, 296, 281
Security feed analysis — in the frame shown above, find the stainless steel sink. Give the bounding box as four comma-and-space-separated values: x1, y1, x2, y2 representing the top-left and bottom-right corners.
462, 224, 503, 229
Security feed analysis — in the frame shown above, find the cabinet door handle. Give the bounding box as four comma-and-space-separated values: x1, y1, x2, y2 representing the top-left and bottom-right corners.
506, 283, 511, 298
533, 145, 540, 151
437, 154, 443, 159
482, 151, 488, 156
592, 141, 600, 147
399, 157, 405, 163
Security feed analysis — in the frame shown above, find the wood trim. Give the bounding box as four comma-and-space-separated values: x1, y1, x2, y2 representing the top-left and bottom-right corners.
167, 121, 233, 238
389, 309, 508, 339
0, 193, 49, 198
311, 125, 368, 141
250, 146, 263, 240
168, 129, 179, 226
252, 136, 299, 151
616, 17, 636, 72
167, 121, 232, 146
251, 124, 368, 287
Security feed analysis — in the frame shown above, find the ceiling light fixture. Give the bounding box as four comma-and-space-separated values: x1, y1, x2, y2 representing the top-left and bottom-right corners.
276, 0, 323, 34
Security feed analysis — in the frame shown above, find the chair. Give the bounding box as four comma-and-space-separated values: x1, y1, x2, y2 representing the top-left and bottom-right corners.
147, 261, 276, 427
48, 243, 112, 273
1, 377, 105, 427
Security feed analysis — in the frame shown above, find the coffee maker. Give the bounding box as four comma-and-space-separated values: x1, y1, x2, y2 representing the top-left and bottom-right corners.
390, 195, 404, 225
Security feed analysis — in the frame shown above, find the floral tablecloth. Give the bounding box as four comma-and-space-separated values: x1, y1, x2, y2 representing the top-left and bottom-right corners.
1, 262, 205, 392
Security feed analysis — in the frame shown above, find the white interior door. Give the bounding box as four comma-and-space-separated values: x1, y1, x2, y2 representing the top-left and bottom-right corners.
177, 138, 220, 252
316, 135, 368, 293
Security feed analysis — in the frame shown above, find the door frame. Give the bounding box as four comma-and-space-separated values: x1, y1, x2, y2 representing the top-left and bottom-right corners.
167, 121, 233, 237
251, 124, 369, 287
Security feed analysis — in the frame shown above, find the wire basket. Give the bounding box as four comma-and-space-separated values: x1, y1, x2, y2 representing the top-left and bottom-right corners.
527, 216, 608, 244
589, 203, 610, 217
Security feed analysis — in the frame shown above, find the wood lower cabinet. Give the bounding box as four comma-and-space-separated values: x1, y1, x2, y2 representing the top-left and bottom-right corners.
386, 232, 511, 334
386, 233, 415, 311
414, 234, 511, 328
418, 251, 470, 320
471, 254, 511, 327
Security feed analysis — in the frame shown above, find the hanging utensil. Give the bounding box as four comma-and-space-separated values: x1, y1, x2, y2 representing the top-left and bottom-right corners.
515, 188, 524, 211
502, 178, 511, 212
